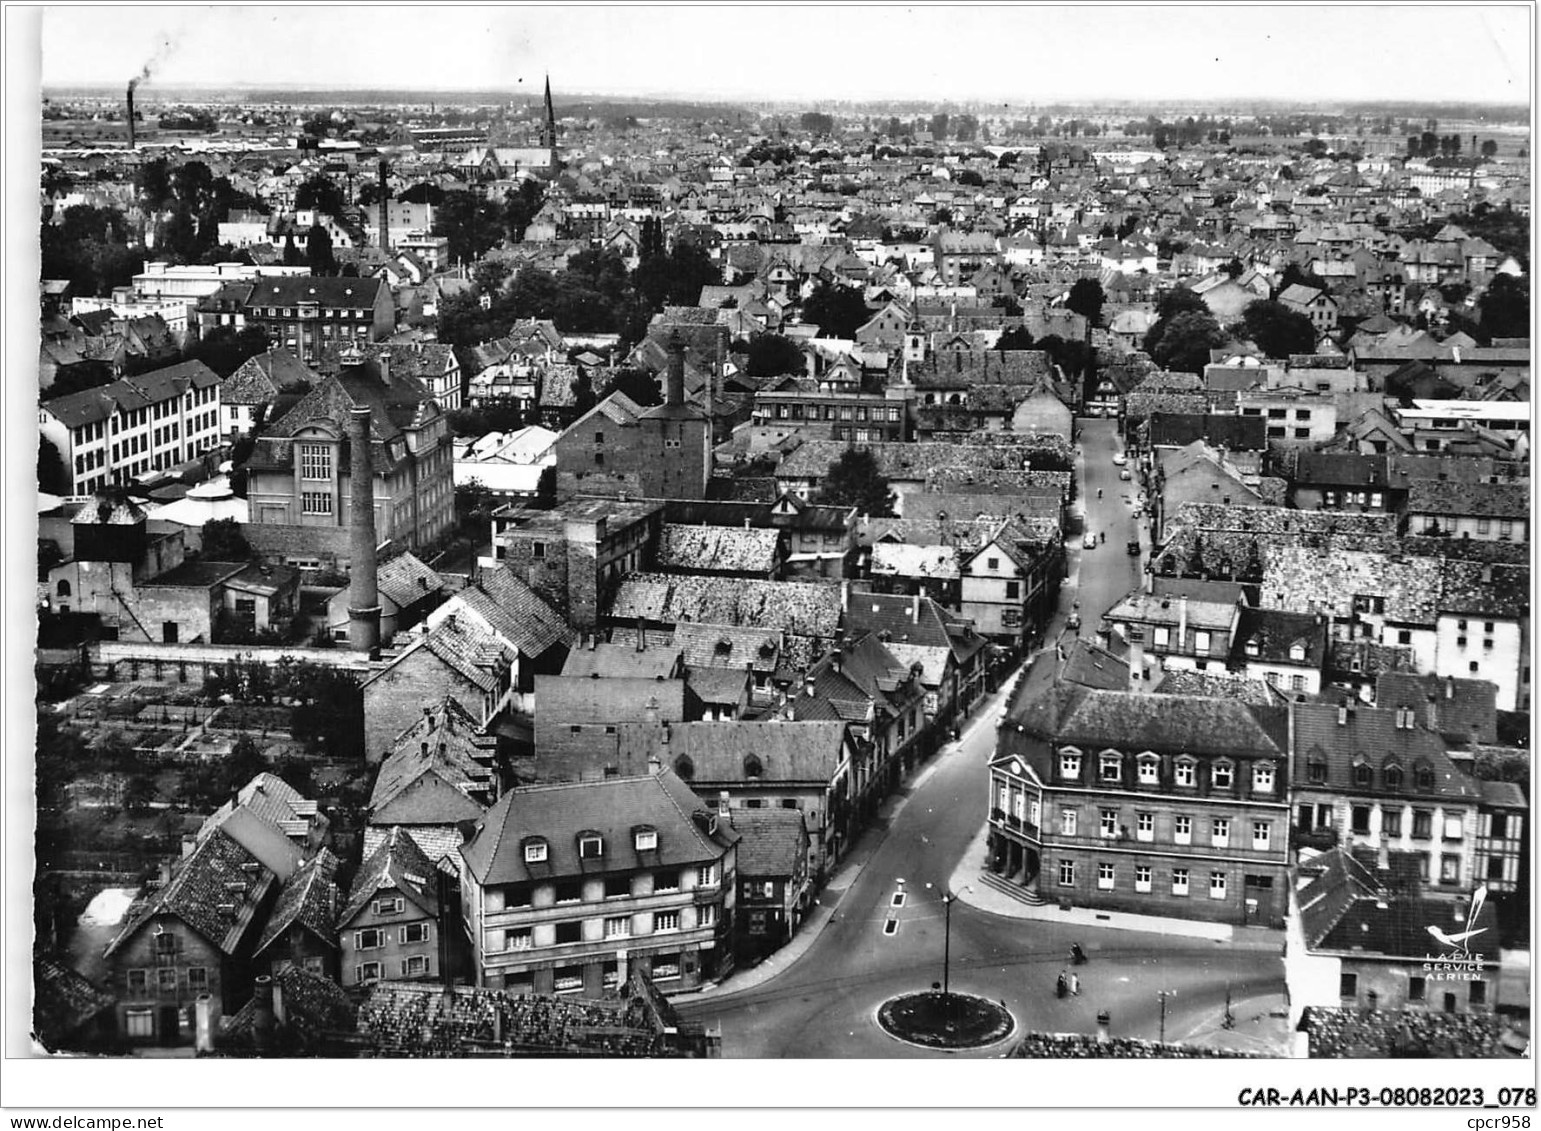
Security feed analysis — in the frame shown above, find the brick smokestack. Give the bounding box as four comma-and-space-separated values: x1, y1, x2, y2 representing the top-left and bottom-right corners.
666, 331, 686, 407
126, 84, 136, 150
378, 159, 390, 255
347, 406, 381, 653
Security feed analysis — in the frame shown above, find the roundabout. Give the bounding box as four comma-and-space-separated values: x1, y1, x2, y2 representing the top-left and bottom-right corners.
877, 990, 1015, 1051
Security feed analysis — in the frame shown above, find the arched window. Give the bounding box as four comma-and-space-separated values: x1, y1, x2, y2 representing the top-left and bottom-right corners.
1415, 764, 1436, 790
674, 755, 695, 782
56, 579, 71, 597
1383, 763, 1403, 790
1353, 760, 1372, 788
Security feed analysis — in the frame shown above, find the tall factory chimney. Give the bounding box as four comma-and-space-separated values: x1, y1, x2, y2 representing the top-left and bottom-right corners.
666, 331, 686, 407
377, 159, 390, 255
126, 83, 136, 150
347, 406, 382, 654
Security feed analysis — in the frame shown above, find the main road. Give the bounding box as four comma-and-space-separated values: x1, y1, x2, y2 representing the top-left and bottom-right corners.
675, 420, 1284, 1056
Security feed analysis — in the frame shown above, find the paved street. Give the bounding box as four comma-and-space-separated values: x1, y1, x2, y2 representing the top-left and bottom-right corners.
1067, 417, 1146, 643
674, 417, 1288, 1057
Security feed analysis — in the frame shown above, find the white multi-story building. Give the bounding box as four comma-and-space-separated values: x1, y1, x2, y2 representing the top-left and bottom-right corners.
39, 360, 224, 496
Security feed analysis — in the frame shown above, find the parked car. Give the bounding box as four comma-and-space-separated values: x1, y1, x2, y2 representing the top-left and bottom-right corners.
1127, 540, 1142, 557
1112, 453, 1127, 466
1120, 469, 1132, 481
1082, 532, 1097, 550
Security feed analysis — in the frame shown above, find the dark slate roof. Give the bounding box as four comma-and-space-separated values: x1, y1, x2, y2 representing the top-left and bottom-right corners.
244, 274, 388, 310
1291, 703, 1481, 801
1012, 685, 1287, 760
458, 770, 738, 886
1292, 451, 1395, 489
42, 360, 220, 428
254, 849, 339, 955
340, 826, 441, 927
1298, 847, 1498, 960
105, 829, 279, 958
618, 720, 853, 786
727, 807, 807, 877
1149, 412, 1268, 451
1059, 639, 1130, 691
1375, 673, 1497, 746
1232, 606, 1329, 667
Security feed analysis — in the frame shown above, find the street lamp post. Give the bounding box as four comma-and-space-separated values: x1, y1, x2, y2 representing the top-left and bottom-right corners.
927, 882, 972, 1003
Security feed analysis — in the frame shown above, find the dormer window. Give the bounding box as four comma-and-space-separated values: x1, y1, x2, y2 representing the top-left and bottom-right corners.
1211, 761, 1234, 790
1383, 763, 1403, 790
1058, 751, 1081, 780
1174, 757, 1196, 788
744, 754, 764, 780
1288, 642, 1306, 662
1415, 765, 1436, 791
579, 833, 605, 859
1137, 754, 1160, 785
1099, 752, 1123, 783
1308, 758, 1327, 784
634, 828, 658, 852
1244, 639, 1260, 657
674, 755, 694, 782
523, 838, 548, 864
1353, 760, 1371, 788
1253, 762, 1276, 793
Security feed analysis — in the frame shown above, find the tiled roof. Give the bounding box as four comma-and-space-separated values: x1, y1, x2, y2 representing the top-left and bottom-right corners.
32, 957, 115, 1047
657, 524, 781, 574
1406, 480, 1529, 520
1012, 685, 1287, 760
611, 574, 844, 639
223, 963, 357, 1048
471, 566, 576, 656
221, 348, 317, 405
562, 642, 681, 680
376, 552, 444, 609
105, 829, 278, 958
255, 849, 340, 955
243, 274, 388, 310
341, 826, 441, 926
1374, 673, 1497, 746
728, 807, 807, 877
1232, 606, 1328, 667
671, 622, 783, 672
267, 360, 438, 445
1059, 639, 1130, 691
458, 770, 737, 886
870, 542, 959, 579
1153, 670, 1282, 705
370, 695, 493, 822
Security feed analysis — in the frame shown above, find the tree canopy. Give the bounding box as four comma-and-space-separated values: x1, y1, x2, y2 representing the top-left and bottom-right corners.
801, 282, 871, 340
1479, 273, 1529, 340
1238, 299, 1317, 359
820, 448, 894, 517
744, 334, 806, 378
1144, 310, 1229, 373
1066, 278, 1105, 327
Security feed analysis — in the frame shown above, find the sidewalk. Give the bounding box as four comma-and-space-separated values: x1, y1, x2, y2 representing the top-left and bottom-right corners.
671, 668, 1028, 1006
948, 822, 1284, 947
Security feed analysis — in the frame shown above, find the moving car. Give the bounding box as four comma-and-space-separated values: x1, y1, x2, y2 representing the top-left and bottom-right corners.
1120, 469, 1132, 481
1112, 453, 1127, 466
1082, 532, 1097, 550
1127, 540, 1142, 557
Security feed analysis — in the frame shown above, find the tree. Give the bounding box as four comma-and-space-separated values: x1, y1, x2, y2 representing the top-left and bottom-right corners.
502, 178, 547, 243
820, 448, 894, 517
305, 223, 336, 275
1066, 278, 1105, 328
800, 282, 870, 339
38, 438, 68, 495
434, 190, 503, 263
201, 517, 251, 561
186, 324, 271, 378
602, 367, 663, 406
1146, 310, 1229, 373
1481, 139, 1499, 159
294, 175, 344, 217
996, 326, 1036, 351
744, 334, 806, 378
1239, 299, 1318, 359
1479, 273, 1529, 340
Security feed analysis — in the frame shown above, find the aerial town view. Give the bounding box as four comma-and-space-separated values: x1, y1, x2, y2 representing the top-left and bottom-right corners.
18, 5, 1535, 1084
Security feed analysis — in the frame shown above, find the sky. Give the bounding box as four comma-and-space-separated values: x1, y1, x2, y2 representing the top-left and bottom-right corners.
35, 4, 1533, 106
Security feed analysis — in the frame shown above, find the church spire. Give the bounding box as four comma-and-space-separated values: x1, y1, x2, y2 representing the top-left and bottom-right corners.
543, 74, 558, 178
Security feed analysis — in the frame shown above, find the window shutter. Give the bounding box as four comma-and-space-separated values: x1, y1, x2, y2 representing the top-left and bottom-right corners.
400, 926, 407, 944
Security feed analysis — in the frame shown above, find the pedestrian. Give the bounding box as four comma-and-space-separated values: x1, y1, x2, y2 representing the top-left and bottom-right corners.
1097, 487, 1103, 500
1055, 972, 1067, 999
1069, 972, 1080, 996
1071, 942, 1086, 965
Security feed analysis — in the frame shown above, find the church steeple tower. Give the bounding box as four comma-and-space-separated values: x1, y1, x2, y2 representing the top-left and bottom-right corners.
542, 74, 558, 178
